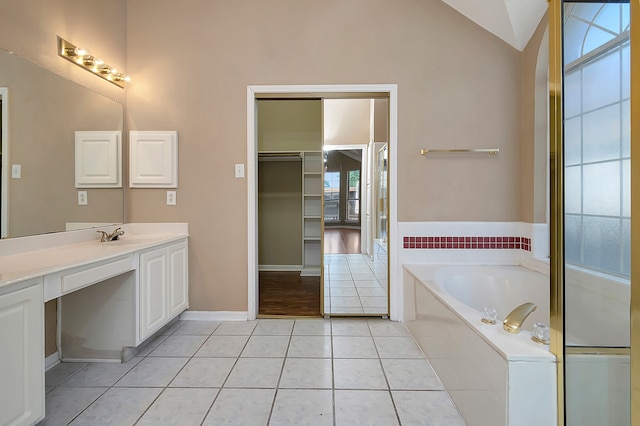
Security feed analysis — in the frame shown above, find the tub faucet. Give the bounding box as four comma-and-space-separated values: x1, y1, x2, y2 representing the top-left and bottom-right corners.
97, 227, 125, 242
502, 302, 537, 334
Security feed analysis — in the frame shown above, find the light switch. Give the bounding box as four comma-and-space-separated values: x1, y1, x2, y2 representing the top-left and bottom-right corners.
78, 191, 88, 205
235, 163, 245, 178
167, 191, 177, 205
11, 164, 21, 178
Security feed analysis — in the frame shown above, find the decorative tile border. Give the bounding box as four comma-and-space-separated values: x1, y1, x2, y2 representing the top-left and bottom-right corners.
403, 236, 532, 251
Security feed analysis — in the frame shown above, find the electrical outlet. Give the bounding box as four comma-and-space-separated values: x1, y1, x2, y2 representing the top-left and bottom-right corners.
78, 191, 88, 205
235, 163, 245, 178
167, 191, 177, 205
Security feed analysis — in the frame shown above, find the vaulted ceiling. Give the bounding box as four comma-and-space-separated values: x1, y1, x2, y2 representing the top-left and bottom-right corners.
442, 0, 548, 51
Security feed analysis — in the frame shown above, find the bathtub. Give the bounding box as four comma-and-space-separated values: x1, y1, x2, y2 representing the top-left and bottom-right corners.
403, 264, 557, 426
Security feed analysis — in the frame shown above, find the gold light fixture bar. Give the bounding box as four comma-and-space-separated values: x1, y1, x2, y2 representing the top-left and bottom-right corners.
57, 36, 129, 88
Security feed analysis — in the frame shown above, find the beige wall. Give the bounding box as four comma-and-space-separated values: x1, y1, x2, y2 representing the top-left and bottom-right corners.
520, 14, 549, 224
126, 0, 533, 312
0, 1, 546, 314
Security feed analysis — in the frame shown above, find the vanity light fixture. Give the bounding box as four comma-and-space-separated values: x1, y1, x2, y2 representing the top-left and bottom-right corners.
57, 36, 129, 88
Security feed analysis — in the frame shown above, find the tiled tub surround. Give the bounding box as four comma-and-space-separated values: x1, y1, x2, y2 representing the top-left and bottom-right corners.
41, 318, 465, 425
403, 236, 532, 251
403, 264, 557, 426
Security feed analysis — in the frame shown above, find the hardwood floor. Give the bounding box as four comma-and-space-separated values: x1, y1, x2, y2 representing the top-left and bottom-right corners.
324, 228, 361, 254
258, 271, 321, 317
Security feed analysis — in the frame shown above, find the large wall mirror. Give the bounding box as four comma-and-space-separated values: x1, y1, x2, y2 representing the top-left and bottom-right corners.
0, 48, 124, 238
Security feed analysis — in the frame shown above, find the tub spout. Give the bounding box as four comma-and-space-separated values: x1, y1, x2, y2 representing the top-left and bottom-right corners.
502, 302, 537, 334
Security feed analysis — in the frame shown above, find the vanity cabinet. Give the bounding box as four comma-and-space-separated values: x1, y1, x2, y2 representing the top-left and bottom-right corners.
139, 240, 188, 340
0, 281, 44, 426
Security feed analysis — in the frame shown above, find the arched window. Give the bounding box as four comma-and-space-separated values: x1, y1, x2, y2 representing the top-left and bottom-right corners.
563, 3, 630, 277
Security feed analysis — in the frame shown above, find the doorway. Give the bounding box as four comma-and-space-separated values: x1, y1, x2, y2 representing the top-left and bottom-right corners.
247, 85, 398, 321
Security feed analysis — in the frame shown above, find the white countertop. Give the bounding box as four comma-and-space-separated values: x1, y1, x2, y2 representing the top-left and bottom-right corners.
0, 223, 188, 289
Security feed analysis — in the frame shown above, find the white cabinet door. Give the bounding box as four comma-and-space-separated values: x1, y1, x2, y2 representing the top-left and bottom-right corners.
139, 247, 168, 340
0, 283, 44, 426
167, 241, 188, 318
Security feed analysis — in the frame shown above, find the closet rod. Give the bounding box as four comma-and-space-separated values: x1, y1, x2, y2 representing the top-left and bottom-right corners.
258, 152, 302, 161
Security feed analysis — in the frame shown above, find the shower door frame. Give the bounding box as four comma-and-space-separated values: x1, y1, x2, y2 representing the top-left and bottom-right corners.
548, 0, 640, 424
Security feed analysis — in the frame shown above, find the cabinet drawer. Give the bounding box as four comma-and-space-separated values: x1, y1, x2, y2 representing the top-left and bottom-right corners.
61, 257, 134, 293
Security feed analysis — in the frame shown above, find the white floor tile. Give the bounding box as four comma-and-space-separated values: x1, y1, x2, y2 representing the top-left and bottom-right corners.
374, 337, 425, 358
331, 296, 361, 307
332, 320, 372, 336
279, 358, 333, 389
203, 388, 275, 426
40, 386, 107, 426
170, 357, 236, 387
69, 387, 162, 426
224, 357, 284, 388
270, 389, 333, 426
62, 358, 142, 387
357, 287, 387, 297
292, 319, 332, 336
360, 296, 388, 308
136, 388, 218, 425
334, 359, 388, 389
213, 321, 258, 335
195, 335, 250, 358
392, 390, 465, 425
253, 319, 295, 335
241, 335, 290, 357
148, 335, 208, 357
367, 320, 410, 337
330, 287, 358, 297
333, 336, 378, 358
172, 320, 220, 335
115, 357, 188, 387
45, 362, 87, 387
287, 335, 332, 358
382, 359, 444, 390
334, 390, 399, 425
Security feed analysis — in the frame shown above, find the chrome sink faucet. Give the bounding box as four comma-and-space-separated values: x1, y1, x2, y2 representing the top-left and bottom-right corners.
97, 227, 125, 242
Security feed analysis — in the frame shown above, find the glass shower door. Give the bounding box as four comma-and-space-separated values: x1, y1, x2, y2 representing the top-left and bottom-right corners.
561, 2, 631, 424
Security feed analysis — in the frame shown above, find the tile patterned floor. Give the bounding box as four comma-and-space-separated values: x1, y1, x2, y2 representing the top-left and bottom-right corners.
324, 254, 388, 315
40, 318, 465, 425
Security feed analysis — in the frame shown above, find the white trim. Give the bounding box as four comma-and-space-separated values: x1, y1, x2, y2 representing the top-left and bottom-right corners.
45, 352, 60, 372
259, 265, 302, 272
247, 84, 399, 321
180, 310, 248, 321
1, 87, 8, 239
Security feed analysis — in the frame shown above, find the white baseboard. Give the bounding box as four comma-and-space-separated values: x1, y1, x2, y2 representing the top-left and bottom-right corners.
45, 352, 60, 371
180, 311, 248, 321
258, 264, 301, 272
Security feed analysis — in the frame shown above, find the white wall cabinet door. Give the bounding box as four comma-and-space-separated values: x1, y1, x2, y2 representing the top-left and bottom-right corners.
139, 247, 168, 340
167, 241, 188, 318
0, 283, 44, 426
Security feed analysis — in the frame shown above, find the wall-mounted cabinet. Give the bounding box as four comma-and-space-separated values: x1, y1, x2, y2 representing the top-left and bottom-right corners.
301, 151, 322, 276
75, 131, 122, 188
129, 131, 178, 188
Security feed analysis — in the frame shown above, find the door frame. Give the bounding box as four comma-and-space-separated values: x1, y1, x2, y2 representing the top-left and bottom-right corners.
1, 87, 8, 239
246, 84, 398, 320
